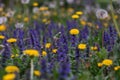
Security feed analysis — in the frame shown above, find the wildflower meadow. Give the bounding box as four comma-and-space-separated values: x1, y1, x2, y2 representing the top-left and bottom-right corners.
0, 0, 120, 80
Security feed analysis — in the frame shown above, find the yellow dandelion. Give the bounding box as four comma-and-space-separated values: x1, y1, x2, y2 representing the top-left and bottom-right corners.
52, 49, 57, 53
3, 73, 16, 80
5, 66, 19, 73
23, 49, 39, 57
0, 35, 5, 39
114, 67, 119, 71
33, 2, 39, 7
114, 66, 120, 71
7, 38, 17, 43
78, 44, 86, 50
76, 11, 83, 15
69, 29, 79, 35
42, 51, 47, 56
71, 14, 79, 19
102, 59, 113, 66
34, 70, 41, 76
0, 24, 6, 31
45, 43, 51, 49
97, 63, 103, 67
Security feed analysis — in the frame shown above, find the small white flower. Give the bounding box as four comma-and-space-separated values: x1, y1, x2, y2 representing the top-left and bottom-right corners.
96, 9, 109, 19
0, 17, 3, 24
66, 0, 74, 4
15, 23, 24, 28
49, 1, 56, 9
2, 17, 7, 23
6, 10, 15, 17
21, 0, 30, 4
60, 1, 64, 6
0, 17, 7, 24
33, 7, 39, 13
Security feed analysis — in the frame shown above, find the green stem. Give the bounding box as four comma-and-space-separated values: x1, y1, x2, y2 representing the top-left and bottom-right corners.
110, 0, 120, 37
30, 59, 34, 80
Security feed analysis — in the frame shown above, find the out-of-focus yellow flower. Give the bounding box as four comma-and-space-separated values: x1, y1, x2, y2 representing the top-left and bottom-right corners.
0, 24, 6, 31
78, 44, 86, 50
39, 6, 48, 11
1, 12, 6, 16
43, 12, 50, 17
7, 38, 17, 43
114, 66, 120, 71
3, 73, 16, 80
0, 35, 5, 39
24, 17, 29, 22
42, 51, 47, 56
33, 2, 39, 7
71, 14, 79, 19
11, 54, 19, 58
9, 18, 14, 23
0, 7, 3, 12
32, 15, 38, 19
67, 8, 74, 13
52, 49, 57, 53
91, 46, 98, 51
11, 54, 15, 58
114, 15, 118, 19
102, 59, 113, 66
103, 23, 108, 27
80, 20, 86, 26
42, 19, 47, 23
23, 49, 39, 57
17, 14, 22, 19
42, 19, 50, 24
87, 22, 93, 27
69, 29, 79, 35
97, 63, 103, 67
5, 66, 19, 73
34, 70, 41, 76
45, 43, 51, 48
96, 25, 99, 29
76, 11, 83, 15
53, 12, 57, 16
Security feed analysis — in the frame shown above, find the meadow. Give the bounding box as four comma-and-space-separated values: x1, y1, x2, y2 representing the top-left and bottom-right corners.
0, 0, 120, 80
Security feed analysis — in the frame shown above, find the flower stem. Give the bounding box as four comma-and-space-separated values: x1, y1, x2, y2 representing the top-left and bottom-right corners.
30, 59, 34, 80
110, 0, 120, 37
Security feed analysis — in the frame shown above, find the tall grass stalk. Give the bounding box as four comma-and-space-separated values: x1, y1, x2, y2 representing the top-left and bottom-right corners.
110, 0, 120, 37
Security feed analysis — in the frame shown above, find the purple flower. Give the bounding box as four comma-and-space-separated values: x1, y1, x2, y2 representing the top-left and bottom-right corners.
79, 26, 89, 41
14, 29, 25, 53
59, 58, 70, 80
1, 44, 11, 66
29, 29, 41, 51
